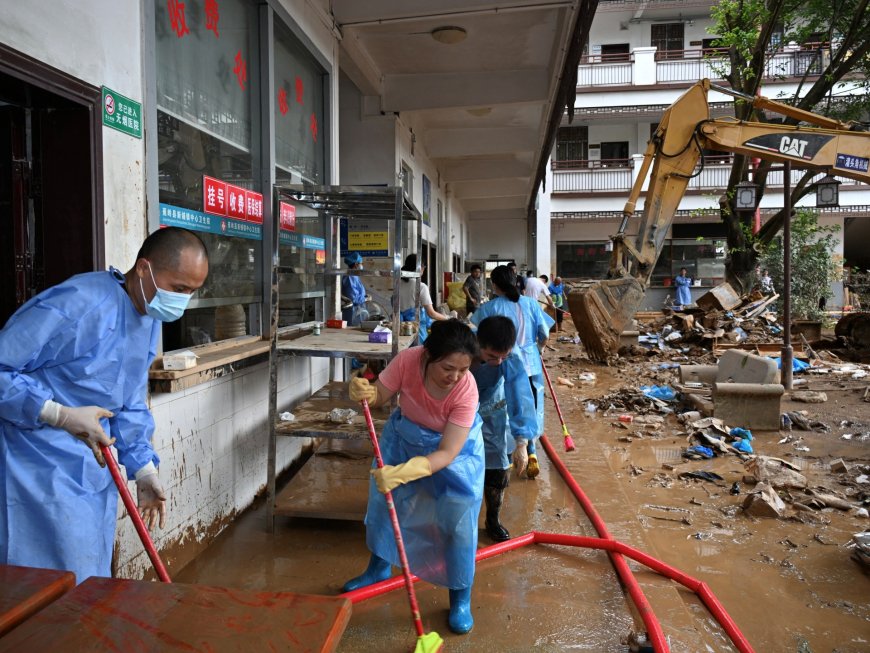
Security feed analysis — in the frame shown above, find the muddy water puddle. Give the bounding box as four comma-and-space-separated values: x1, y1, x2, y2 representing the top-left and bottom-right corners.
175, 345, 868, 652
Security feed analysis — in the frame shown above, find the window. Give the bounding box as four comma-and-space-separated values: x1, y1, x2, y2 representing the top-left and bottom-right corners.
651, 237, 727, 287
274, 19, 328, 326
556, 242, 611, 278
555, 126, 588, 163
401, 161, 414, 201
600, 141, 629, 167
155, 0, 261, 349
600, 43, 631, 61
651, 23, 684, 60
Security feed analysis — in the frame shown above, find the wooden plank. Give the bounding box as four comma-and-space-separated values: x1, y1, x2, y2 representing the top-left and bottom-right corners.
274, 439, 372, 521
277, 328, 414, 359
0, 565, 75, 638
0, 577, 351, 653
149, 337, 270, 380
276, 382, 391, 440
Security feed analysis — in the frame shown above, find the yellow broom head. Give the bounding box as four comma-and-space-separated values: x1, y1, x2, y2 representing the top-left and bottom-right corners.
414, 631, 444, 653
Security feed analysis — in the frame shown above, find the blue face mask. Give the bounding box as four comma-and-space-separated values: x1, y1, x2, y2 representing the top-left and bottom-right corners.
140, 261, 192, 322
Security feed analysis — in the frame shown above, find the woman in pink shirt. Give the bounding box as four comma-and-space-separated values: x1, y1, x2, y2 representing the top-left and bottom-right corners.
346, 319, 483, 634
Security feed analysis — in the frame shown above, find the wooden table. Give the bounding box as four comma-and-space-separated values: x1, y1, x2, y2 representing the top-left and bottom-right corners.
0, 565, 75, 637
0, 577, 351, 652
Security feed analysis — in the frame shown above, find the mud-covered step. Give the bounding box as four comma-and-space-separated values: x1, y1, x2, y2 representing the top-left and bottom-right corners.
274, 438, 373, 521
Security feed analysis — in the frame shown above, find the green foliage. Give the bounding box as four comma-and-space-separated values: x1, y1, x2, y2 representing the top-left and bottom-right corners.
760, 210, 841, 320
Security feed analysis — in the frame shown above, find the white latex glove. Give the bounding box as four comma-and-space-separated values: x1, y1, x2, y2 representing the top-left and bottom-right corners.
512, 438, 529, 478
40, 400, 115, 467
136, 469, 167, 530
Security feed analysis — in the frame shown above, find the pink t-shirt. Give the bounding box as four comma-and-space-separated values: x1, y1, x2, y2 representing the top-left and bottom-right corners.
378, 347, 478, 432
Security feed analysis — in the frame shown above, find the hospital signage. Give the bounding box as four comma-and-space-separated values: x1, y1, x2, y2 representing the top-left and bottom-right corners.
279, 202, 296, 231
159, 202, 261, 241
279, 230, 325, 250
203, 176, 263, 224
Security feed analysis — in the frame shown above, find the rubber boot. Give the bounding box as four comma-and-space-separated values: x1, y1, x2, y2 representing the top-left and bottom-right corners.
448, 587, 474, 634
342, 553, 392, 592
483, 469, 510, 542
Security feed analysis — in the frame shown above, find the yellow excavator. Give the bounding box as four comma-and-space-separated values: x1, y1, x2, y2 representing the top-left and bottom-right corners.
567, 78, 870, 361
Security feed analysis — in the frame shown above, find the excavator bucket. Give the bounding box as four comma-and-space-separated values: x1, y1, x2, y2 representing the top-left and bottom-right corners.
567, 277, 646, 362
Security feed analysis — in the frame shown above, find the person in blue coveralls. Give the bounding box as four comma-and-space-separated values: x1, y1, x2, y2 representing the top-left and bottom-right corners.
344, 319, 483, 634
674, 267, 693, 307
470, 265, 554, 480
472, 316, 537, 542
0, 227, 208, 583
341, 252, 369, 326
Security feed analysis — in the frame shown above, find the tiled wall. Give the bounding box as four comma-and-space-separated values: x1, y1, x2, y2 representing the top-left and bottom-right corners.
114, 356, 330, 578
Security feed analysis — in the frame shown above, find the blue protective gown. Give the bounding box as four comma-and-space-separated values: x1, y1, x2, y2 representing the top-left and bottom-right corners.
472, 353, 537, 470
470, 296, 554, 438
365, 411, 484, 590
0, 269, 160, 583
341, 273, 368, 325
674, 275, 693, 306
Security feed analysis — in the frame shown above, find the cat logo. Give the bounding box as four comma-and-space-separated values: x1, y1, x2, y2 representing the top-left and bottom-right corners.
779, 136, 809, 158
744, 133, 833, 160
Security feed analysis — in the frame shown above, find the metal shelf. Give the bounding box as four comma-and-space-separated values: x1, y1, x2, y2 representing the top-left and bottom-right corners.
275, 185, 422, 222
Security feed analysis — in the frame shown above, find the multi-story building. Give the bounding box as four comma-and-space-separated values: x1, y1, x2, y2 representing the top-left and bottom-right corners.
536, 0, 870, 309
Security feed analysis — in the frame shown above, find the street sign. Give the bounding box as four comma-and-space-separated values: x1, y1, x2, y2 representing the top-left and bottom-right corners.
101, 86, 142, 139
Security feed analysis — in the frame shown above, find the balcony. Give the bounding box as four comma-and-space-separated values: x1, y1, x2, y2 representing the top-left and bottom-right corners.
578, 44, 833, 87
551, 156, 859, 195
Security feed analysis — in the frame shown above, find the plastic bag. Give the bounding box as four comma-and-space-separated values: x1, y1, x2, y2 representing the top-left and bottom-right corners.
641, 385, 677, 402
729, 427, 753, 441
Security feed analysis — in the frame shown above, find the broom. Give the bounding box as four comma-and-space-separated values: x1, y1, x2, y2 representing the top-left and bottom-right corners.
360, 399, 444, 653
540, 362, 576, 452
101, 444, 172, 583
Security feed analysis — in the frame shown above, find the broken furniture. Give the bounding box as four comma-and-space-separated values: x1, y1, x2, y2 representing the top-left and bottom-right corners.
0, 565, 75, 638
680, 349, 784, 430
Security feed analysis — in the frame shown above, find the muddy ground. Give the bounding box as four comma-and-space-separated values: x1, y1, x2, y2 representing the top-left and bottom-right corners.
177, 323, 870, 652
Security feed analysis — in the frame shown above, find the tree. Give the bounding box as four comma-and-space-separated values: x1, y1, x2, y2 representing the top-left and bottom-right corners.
760, 209, 841, 320
708, 0, 870, 292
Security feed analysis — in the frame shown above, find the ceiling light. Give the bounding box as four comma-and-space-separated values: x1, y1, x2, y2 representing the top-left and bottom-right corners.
431, 26, 467, 45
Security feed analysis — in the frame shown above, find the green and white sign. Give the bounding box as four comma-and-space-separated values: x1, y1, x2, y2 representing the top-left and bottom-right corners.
102, 86, 142, 139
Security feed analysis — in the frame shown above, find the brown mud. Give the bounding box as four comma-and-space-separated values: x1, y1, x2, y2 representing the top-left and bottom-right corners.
176, 334, 870, 653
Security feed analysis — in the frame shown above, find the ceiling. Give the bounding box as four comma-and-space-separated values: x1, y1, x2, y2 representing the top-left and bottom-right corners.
330, 0, 590, 223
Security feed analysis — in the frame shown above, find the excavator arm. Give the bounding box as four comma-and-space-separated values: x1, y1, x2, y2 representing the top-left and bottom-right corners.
568, 79, 870, 361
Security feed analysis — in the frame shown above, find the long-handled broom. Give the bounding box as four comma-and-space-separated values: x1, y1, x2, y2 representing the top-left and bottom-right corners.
540, 362, 576, 452
360, 399, 444, 653
101, 444, 172, 583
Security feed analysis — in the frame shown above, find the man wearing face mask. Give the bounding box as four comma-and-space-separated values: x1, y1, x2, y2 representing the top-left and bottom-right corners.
0, 226, 208, 583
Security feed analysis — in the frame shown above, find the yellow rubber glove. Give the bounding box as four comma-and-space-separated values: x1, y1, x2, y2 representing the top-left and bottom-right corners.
372, 456, 432, 494
349, 376, 377, 403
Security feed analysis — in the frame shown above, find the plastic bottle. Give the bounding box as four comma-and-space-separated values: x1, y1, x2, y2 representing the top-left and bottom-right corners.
618, 414, 634, 423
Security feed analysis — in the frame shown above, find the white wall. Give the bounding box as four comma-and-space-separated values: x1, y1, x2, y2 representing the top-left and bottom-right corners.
468, 218, 528, 265
338, 73, 396, 185
0, 0, 148, 266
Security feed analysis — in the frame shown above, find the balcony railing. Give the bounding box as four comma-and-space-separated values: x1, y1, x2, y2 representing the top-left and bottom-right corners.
578, 53, 633, 86
578, 44, 833, 87
551, 157, 860, 194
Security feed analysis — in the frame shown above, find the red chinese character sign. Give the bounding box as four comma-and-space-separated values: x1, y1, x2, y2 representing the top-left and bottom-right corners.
279, 202, 296, 231
245, 191, 263, 224
167, 0, 190, 38
205, 0, 220, 37
278, 88, 289, 116
234, 51, 248, 90
227, 185, 246, 221
203, 176, 227, 215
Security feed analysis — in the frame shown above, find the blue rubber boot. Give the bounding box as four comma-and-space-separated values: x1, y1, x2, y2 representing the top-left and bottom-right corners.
448, 587, 474, 634
342, 554, 392, 592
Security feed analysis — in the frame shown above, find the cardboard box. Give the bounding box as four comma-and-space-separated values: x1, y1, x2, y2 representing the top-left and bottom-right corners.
163, 350, 198, 370
325, 319, 347, 328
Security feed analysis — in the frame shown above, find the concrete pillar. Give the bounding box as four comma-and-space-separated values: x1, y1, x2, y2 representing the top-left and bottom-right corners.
536, 160, 554, 276
633, 47, 657, 85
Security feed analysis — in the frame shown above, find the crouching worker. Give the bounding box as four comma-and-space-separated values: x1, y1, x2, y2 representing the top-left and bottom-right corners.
344, 319, 484, 634
472, 316, 537, 542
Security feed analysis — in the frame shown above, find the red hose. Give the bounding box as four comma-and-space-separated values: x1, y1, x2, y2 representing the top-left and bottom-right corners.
340, 438, 754, 653
101, 445, 171, 583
